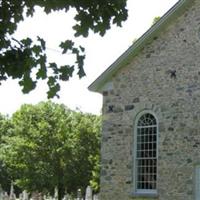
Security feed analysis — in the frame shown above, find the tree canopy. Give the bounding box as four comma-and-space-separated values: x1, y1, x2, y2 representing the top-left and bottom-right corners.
0, 114, 14, 192
0, 102, 101, 200
0, 1, 128, 98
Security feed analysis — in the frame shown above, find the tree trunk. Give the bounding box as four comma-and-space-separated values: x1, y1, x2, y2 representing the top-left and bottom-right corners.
56, 158, 64, 200
58, 181, 64, 200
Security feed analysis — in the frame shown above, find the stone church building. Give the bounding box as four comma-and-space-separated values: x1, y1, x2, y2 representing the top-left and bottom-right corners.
89, 0, 200, 199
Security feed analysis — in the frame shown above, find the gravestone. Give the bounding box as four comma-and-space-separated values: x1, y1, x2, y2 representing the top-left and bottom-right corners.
93, 194, 98, 200
9, 183, 16, 200
22, 190, 29, 200
77, 188, 82, 200
85, 186, 92, 200
3, 192, 9, 200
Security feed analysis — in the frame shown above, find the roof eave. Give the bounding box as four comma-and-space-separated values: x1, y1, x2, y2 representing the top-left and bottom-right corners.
88, 0, 192, 93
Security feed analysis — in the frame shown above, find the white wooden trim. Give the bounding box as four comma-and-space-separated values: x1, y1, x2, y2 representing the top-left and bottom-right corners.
133, 110, 158, 194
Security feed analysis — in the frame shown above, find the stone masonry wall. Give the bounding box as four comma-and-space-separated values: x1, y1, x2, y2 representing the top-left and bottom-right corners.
99, 1, 200, 200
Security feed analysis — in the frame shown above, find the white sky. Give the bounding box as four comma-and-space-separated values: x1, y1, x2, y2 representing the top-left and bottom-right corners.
0, 0, 178, 116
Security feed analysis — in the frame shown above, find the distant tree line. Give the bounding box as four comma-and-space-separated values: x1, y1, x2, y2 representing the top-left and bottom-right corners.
0, 101, 101, 200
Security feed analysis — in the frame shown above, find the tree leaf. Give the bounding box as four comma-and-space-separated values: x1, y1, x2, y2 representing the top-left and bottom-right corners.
37, 36, 46, 50
0, 0, 128, 98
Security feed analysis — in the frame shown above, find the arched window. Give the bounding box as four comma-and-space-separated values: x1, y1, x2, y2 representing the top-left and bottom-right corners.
135, 112, 158, 194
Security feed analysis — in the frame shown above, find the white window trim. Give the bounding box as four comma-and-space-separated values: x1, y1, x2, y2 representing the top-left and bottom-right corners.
133, 110, 158, 196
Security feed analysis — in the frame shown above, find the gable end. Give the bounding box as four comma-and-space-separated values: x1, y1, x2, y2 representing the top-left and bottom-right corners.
88, 0, 193, 93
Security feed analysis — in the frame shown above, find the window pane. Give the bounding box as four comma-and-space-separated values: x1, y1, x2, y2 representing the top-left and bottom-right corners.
136, 113, 157, 191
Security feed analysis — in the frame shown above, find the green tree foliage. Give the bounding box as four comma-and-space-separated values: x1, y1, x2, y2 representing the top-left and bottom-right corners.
0, 102, 100, 200
0, 114, 14, 192
0, 1, 128, 98
152, 16, 161, 25
89, 154, 100, 193
67, 111, 101, 194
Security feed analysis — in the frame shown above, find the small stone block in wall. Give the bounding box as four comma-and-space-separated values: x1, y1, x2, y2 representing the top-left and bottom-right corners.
103, 91, 109, 96
125, 105, 134, 111
133, 98, 140, 103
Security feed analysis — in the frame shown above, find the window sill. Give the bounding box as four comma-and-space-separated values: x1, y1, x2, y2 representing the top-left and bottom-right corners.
129, 192, 159, 199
